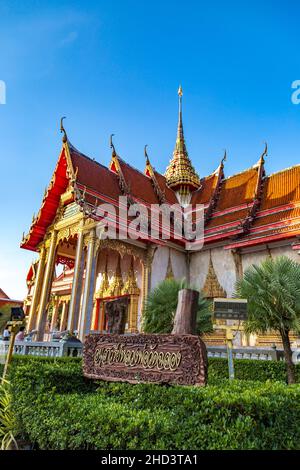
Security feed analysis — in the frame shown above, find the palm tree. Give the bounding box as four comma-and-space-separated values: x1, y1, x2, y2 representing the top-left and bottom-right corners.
235, 256, 300, 384
142, 278, 213, 335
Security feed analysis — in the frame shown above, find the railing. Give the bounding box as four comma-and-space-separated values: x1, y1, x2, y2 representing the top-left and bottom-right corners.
1, 339, 299, 363
207, 345, 286, 361
0, 339, 83, 359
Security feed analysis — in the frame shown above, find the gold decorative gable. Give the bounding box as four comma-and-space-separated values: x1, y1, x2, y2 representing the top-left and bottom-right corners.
165, 249, 174, 279
202, 253, 227, 298
107, 254, 124, 297
122, 257, 140, 295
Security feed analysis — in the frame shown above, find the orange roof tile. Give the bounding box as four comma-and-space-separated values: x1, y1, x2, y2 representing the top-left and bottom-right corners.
191, 173, 219, 205
215, 167, 258, 211
206, 208, 248, 230
153, 171, 178, 204
70, 148, 121, 201
253, 206, 300, 228
118, 159, 160, 204
260, 165, 300, 210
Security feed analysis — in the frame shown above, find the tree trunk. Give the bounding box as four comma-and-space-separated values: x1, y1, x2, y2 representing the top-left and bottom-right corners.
280, 328, 296, 385
172, 289, 199, 335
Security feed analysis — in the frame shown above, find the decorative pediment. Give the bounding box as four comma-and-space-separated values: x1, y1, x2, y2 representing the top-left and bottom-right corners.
122, 256, 140, 295
202, 252, 227, 299
165, 249, 174, 279
107, 255, 124, 297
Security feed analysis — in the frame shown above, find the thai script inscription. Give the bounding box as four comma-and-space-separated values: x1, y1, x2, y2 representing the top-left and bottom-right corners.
94, 343, 182, 371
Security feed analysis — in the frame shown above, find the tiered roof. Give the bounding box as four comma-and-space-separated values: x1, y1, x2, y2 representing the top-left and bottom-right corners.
20, 109, 300, 253
225, 165, 300, 250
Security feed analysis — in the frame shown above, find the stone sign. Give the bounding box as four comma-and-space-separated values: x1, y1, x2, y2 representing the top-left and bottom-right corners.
83, 333, 207, 386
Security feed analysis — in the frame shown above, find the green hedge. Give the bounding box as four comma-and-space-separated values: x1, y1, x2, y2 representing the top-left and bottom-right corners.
5, 357, 300, 450
208, 357, 300, 383
4, 354, 299, 384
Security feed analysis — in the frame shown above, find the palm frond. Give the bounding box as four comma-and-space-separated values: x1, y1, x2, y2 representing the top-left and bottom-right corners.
235, 256, 300, 335
142, 278, 213, 335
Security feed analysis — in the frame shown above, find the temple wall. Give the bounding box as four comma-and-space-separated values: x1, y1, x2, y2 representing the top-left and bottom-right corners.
241, 246, 300, 274
151, 247, 187, 290
189, 247, 235, 296
189, 244, 300, 299
171, 249, 188, 281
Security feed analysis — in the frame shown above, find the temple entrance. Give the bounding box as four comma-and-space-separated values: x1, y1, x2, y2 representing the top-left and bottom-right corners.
93, 296, 130, 333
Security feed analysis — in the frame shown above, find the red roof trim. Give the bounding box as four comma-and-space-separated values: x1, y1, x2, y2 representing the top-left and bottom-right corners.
21, 147, 70, 251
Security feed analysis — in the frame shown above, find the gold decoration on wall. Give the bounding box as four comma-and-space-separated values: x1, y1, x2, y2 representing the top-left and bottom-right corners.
202, 252, 227, 299
98, 239, 147, 263
56, 220, 82, 244
165, 249, 174, 279
97, 255, 110, 298
122, 257, 140, 295
107, 254, 124, 297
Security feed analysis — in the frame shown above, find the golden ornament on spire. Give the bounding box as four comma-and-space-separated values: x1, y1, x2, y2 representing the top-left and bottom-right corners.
165, 87, 200, 203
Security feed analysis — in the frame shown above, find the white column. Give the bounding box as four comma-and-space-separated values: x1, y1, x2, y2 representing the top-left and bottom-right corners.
36, 230, 58, 341
27, 245, 46, 332
78, 230, 97, 341
50, 297, 60, 331
60, 301, 69, 331
68, 228, 85, 333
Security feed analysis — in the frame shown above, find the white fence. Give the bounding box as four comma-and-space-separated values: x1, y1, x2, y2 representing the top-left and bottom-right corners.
1, 340, 299, 363
0, 339, 83, 360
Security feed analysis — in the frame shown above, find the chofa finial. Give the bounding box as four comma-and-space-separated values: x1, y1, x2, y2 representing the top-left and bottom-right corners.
260, 142, 268, 164
144, 144, 149, 162
263, 142, 268, 158
60, 116, 67, 143
110, 133, 116, 156
222, 149, 227, 165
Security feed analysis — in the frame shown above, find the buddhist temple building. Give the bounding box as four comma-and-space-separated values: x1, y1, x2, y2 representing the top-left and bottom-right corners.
21, 88, 300, 347
0, 288, 23, 309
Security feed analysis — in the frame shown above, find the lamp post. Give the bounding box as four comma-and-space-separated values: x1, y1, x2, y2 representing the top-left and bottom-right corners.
213, 298, 247, 381
1, 307, 26, 383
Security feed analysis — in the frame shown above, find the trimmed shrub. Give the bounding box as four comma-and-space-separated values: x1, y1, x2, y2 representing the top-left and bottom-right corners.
208, 357, 300, 384
6, 357, 300, 450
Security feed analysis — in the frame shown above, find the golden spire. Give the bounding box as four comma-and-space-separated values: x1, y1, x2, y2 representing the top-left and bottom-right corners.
202, 252, 227, 299
165, 249, 174, 279
165, 87, 200, 202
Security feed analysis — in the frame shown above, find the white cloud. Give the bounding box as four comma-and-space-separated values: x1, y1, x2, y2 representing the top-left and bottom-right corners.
60, 31, 78, 47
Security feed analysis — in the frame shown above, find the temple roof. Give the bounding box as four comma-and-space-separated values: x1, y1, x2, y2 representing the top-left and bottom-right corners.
0, 289, 9, 300
225, 165, 300, 249
20, 121, 300, 253
0, 288, 22, 306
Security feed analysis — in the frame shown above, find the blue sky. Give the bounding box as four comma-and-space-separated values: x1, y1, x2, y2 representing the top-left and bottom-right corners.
1, 0, 300, 298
